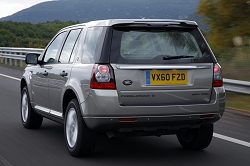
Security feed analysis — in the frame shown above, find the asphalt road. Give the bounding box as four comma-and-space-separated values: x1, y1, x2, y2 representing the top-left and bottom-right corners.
0, 64, 250, 166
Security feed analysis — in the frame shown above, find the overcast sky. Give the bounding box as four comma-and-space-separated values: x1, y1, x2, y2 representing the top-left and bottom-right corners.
0, 0, 52, 19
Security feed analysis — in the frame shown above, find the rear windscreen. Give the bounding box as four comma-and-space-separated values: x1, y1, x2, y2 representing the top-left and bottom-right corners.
110, 26, 214, 64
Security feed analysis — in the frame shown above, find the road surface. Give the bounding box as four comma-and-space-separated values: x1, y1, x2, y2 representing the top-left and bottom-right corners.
0, 64, 249, 166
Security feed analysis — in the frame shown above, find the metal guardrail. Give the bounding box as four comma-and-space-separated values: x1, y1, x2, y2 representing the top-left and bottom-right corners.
223, 79, 250, 95
0, 47, 250, 94
0, 47, 44, 67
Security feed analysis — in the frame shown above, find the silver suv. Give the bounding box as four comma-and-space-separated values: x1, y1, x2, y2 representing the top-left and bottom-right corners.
20, 19, 226, 157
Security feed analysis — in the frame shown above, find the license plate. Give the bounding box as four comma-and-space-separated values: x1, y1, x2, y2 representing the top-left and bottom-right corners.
146, 70, 188, 85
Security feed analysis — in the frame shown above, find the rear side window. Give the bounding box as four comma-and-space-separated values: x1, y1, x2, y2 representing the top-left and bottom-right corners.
110, 27, 214, 64
82, 27, 103, 63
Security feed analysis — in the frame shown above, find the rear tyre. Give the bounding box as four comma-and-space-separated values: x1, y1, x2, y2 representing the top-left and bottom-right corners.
21, 86, 43, 129
177, 124, 213, 150
64, 99, 97, 157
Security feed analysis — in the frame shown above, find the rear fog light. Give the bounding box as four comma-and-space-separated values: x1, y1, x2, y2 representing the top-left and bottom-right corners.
119, 118, 137, 122
200, 114, 214, 119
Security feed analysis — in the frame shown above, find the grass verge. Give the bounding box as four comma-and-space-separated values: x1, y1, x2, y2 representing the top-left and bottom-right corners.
226, 92, 250, 112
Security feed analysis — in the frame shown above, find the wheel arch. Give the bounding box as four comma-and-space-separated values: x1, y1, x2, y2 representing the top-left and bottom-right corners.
63, 88, 79, 118
20, 78, 27, 93
20, 77, 33, 102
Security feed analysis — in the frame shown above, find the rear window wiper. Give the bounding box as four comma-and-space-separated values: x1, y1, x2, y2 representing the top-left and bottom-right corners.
163, 55, 194, 60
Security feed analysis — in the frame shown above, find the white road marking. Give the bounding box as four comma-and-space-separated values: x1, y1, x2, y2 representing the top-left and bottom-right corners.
1, 72, 250, 149
0, 73, 21, 81
214, 133, 250, 148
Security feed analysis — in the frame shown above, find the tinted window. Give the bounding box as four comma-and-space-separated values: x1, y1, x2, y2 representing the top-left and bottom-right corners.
82, 27, 103, 63
43, 32, 66, 64
110, 27, 213, 64
70, 34, 80, 63
59, 29, 82, 63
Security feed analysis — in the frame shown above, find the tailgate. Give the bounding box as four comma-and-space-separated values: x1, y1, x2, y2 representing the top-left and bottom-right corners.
112, 63, 213, 106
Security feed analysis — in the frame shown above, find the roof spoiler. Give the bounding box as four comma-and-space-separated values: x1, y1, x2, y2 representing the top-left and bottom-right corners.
113, 21, 198, 28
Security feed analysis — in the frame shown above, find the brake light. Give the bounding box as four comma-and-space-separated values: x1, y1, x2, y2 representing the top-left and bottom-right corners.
213, 63, 223, 87
98, 65, 109, 73
90, 64, 116, 89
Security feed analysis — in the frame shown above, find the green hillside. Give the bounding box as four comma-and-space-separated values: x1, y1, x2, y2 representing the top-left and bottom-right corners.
0, 0, 199, 23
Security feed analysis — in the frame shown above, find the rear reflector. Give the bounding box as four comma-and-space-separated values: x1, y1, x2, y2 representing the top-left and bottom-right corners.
119, 118, 137, 122
200, 114, 214, 119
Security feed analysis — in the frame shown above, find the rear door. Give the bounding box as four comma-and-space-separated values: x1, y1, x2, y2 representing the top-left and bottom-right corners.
48, 28, 82, 117
110, 25, 215, 106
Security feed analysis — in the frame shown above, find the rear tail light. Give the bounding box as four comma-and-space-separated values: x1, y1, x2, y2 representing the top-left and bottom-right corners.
213, 63, 223, 87
90, 64, 116, 89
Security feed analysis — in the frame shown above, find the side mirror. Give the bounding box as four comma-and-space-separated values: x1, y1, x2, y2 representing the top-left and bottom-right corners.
25, 53, 39, 65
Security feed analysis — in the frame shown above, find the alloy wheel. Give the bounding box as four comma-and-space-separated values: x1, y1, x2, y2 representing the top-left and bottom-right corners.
66, 108, 78, 148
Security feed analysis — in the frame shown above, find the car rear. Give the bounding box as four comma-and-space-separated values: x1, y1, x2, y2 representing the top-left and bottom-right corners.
84, 20, 225, 133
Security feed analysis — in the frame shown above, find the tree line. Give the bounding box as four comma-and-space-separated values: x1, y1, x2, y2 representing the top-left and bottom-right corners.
198, 0, 250, 50
0, 20, 80, 48
1, 0, 249, 51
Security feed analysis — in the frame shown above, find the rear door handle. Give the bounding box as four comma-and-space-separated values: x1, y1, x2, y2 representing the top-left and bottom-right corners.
42, 71, 48, 76
60, 71, 68, 77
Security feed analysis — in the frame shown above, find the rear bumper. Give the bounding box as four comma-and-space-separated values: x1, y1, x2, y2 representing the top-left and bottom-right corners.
81, 87, 225, 132
84, 114, 221, 132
